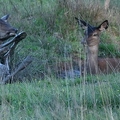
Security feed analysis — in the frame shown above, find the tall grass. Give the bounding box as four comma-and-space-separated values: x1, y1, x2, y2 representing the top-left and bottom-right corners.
0, 0, 120, 78
0, 73, 120, 119
0, 0, 120, 119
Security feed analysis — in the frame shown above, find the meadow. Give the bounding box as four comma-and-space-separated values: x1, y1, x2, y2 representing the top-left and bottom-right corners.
0, 0, 120, 119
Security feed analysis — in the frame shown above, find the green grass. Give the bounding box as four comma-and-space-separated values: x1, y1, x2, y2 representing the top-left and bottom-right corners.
0, 0, 120, 77
99, 43, 120, 57
0, 0, 120, 119
0, 73, 120, 119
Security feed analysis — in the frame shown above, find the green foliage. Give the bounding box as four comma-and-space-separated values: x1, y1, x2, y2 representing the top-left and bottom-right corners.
0, 73, 120, 119
0, 0, 120, 78
99, 43, 120, 57
0, 0, 120, 119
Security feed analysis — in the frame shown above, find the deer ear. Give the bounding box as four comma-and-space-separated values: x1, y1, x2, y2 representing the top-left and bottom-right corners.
75, 17, 88, 30
1, 14, 10, 22
98, 20, 109, 31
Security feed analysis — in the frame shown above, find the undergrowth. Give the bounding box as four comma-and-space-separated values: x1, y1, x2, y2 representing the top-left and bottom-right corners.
0, 0, 120, 78
0, 73, 120, 119
0, 0, 120, 119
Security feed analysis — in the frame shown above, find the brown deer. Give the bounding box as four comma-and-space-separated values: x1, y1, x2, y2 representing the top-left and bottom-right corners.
75, 17, 120, 75
0, 14, 17, 42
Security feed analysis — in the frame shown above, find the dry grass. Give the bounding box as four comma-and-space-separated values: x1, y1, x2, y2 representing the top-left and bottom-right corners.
0, 1, 120, 119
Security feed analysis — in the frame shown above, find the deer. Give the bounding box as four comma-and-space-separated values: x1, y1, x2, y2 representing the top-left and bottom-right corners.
0, 14, 18, 42
75, 17, 120, 75
0, 15, 33, 84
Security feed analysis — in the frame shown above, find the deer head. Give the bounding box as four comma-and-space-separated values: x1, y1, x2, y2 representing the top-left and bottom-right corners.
75, 17, 109, 74
0, 15, 18, 41
75, 17, 109, 46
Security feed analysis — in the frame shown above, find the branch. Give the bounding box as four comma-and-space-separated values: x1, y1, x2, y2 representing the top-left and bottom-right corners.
0, 32, 27, 48
1, 56, 33, 84
0, 31, 27, 67
0, 46, 10, 55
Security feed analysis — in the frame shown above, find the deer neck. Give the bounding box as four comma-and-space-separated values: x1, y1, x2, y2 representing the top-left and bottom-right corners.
86, 44, 99, 74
